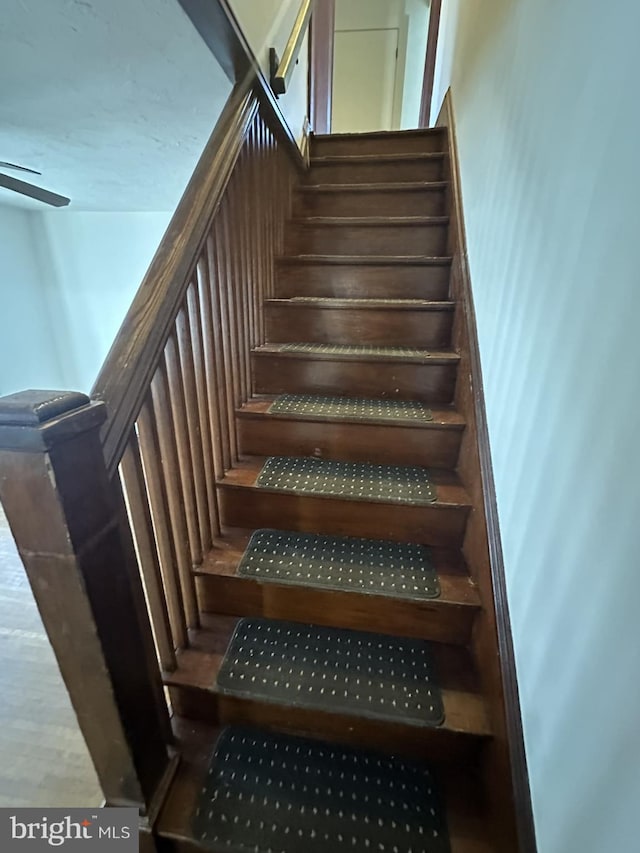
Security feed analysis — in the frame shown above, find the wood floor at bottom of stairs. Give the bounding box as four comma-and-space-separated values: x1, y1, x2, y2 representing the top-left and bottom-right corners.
157, 717, 494, 853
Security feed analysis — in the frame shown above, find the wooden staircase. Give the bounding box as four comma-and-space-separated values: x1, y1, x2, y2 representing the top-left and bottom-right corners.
156, 129, 501, 851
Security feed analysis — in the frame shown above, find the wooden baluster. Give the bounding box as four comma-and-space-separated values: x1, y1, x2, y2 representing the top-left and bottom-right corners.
120, 433, 177, 673
137, 398, 188, 649
259, 118, 271, 327
196, 247, 225, 485
202, 237, 233, 474
164, 331, 202, 568
233, 149, 251, 384
265, 123, 276, 302
150, 364, 199, 629
226, 184, 248, 403
271, 129, 282, 296
175, 301, 213, 552
250, 121, 265, 346
243, 137, 258, 358
0, 391, 176, 821
244, 144, 257, 385
262, 121, 270, 335
213, 212, 241, 461
186, 278, 222, 534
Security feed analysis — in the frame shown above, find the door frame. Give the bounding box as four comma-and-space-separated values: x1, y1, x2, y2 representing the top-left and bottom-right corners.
310, 0, 336, 134
418, 0, 442, 127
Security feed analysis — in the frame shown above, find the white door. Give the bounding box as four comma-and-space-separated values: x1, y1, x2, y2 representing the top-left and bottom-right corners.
332, 28, 399, 133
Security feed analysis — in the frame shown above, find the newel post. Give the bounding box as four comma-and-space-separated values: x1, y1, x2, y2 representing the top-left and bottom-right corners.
0, 391, 177, 824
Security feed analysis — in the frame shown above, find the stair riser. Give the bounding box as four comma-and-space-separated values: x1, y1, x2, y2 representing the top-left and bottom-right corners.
286, 223, 448, 256
218, 486, 469, 548
312, 131, 447, 157
195, 574, 476, 645
293, 188, 447, 218
265, 304, 454, 347
252, 354, 458, 404
275, 262, 451, 300
168, 686, 484, 762
237, 416, 462, 468
307, 160, 444, 183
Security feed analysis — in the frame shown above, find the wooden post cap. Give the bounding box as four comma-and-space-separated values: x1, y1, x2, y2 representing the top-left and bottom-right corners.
0, 390, 106, 451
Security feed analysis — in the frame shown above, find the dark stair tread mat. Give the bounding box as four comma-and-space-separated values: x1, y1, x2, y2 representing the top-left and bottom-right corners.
256, 456, 437, 505
238, 529, 441, 600
268, 393, 434, 422
279, 342, 433, 357
216, 618, 445, 727
193, 726, 451, 853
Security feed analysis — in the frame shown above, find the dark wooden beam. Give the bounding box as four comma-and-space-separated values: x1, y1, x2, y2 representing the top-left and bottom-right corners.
419, 0, 443, 128
310, 0, 335, 133
176, 0, 250, 82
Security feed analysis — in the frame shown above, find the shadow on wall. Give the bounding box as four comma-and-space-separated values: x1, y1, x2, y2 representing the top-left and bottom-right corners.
29, 211, 171, 393
432, 0, 640, 851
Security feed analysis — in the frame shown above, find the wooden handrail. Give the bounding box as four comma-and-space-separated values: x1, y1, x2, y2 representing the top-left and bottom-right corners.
271, 0, 313, 96
92, 82, 258, 476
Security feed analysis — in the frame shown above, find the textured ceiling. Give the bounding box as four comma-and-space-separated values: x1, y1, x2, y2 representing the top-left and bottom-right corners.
0, 0, 232, 211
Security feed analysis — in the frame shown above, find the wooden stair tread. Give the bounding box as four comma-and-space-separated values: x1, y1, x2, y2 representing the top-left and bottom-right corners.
278, 253, 453, 265
313, 128, 446, 141
311, 152, 446, 164
265, 296, 455, 310
238, 396, 464, 428
299, 180, 448, 192
194, 529, 481, 644
199, 530, 477, 601
157, 718, 494, 853
218, 457, 470, 508
164, 615, 491, 739
292, 215, 450, 226
254, 342, 459, 365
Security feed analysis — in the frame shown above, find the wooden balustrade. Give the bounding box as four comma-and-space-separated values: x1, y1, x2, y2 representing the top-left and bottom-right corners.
0, 75, 302, 842
0, 0, 308, 838
89, 78, 300, 677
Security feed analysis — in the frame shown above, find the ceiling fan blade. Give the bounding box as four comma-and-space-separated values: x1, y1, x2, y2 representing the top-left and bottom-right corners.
0, 173, 70, 207
0, 161, 42, 176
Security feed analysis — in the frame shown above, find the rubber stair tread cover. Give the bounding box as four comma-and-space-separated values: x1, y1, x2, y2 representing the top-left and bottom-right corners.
267, 393, 434, 422
237, 529, 441, 599
279, 342, 432, 357
215, 617, 445, 727
192, 726, 450, 853
256, 455, 437, 505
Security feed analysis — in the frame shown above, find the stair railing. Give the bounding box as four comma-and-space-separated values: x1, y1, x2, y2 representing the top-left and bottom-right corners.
0, 0, 310, 832
91, 80, 297, 672
270, 0, 314, 96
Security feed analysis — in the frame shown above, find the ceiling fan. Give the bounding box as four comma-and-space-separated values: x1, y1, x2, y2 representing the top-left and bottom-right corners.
0, 161, 70, 207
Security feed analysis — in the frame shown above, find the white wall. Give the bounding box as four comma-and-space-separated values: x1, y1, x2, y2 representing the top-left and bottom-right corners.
0, 207, 65, 395
33, 212, 171, 391
0, 209, 170, 395
432, 2, 640, 851
228, 0, 309, 144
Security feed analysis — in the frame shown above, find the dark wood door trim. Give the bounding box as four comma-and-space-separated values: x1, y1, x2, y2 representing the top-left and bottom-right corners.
310, 0, 336, 134
419, 0, 442, 127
